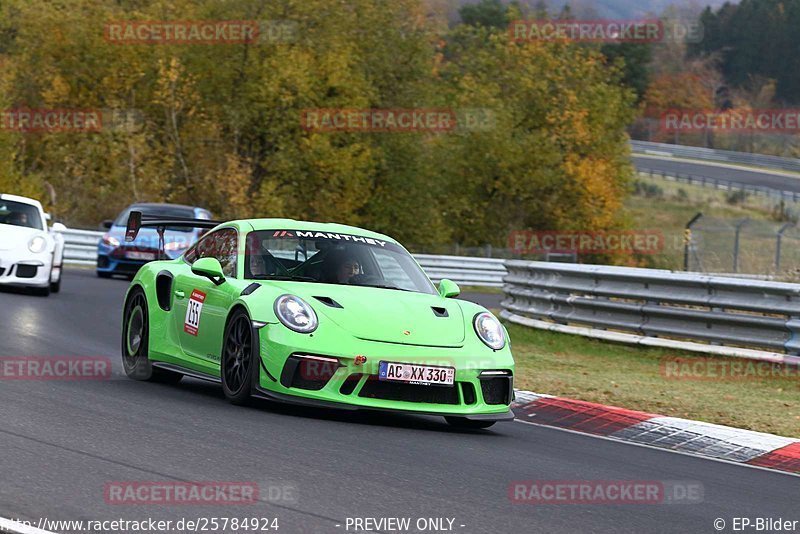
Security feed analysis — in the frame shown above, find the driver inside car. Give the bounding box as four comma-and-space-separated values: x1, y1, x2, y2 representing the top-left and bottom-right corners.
335, 256, 361, 283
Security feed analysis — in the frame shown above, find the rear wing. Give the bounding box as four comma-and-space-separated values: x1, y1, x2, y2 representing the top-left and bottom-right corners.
125, 210, 223, 259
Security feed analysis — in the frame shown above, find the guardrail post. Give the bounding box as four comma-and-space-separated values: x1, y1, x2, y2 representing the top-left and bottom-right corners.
775, 222, 794, 272
732, 218, 749, 273
683, 212, 703, 271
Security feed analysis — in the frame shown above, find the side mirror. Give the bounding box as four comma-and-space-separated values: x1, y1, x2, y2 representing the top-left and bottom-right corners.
191, 257, 226, 285
44, 212, 52, 221
438, 278, 460, 298
51, 222, 67, 232
101, 219, 113, 230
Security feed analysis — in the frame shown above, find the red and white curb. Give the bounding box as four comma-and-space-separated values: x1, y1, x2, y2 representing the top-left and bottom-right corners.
512, 390, 800, 476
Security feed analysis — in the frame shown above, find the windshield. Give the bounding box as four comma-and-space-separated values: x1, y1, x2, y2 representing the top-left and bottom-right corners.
244, 230, 437, 295
114, 205, 200, 233
0, 200, 43, 230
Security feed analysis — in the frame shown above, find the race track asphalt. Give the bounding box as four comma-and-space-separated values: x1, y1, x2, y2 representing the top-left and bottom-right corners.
633, 155, 800, 193
0, 269, 796, 534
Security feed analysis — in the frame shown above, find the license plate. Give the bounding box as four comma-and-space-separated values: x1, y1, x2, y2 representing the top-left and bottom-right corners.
127, 251, 156, 261
378, 361, 455, 387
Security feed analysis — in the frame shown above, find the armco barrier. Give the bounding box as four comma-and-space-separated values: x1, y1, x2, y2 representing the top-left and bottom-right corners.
62, 228, 103, 265
62, 230, 509, 286
631, 140, 800, 173
413, 254, 506, 287
501, 260, 800, 356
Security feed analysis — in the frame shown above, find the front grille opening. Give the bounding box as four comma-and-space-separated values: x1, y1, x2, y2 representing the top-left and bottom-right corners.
480, 377, 512, 405
461, 382, 477, 405
339, 373, 362, 395
281, 355, 338, 391
358, 376, 459, 405
15, 264, 38, 279
97, 256, 110, 268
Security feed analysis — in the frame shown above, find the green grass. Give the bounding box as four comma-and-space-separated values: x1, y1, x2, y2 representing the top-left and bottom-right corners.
508, 323, 800, 438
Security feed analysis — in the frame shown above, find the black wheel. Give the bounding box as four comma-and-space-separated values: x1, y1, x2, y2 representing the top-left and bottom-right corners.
121, 288, 182, 384
31, 284, 50, 297
445, 417, 496, 429
97, 271, 112, 279
221, 309, 256, 405
50, 266, 61, 293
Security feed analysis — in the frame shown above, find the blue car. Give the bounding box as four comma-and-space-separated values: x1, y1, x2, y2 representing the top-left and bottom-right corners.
97, 203, 212, 278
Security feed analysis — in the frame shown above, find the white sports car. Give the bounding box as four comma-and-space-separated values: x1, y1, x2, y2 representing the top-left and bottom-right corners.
0, 193, 65, 296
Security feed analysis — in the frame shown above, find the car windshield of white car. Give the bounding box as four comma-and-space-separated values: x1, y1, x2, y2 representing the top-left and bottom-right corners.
0, 200, 43, 230
244, 230, 437, 295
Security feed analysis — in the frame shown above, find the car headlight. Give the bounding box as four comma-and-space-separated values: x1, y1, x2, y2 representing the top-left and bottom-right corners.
28, 235, 47, 253
473, 312, 506, 350
102, 234, 120, 247
274, 295, 318, 333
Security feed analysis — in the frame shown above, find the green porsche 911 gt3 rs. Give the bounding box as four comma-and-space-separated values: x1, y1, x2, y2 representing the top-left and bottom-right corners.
121, 212, 515, 428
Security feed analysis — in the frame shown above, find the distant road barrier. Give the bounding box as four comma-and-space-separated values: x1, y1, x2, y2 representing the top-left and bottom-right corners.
637, 167, 800, 202
631, 140, 800, 174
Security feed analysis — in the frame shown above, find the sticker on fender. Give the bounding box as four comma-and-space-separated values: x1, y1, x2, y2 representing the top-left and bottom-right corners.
184, 289, 206, 336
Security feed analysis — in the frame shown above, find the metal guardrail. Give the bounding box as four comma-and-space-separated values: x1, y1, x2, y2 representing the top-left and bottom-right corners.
62, 230, 510, 286
414, 254, 506, 287
631, 140, 800, 174
501, 260, 800, 356
637, 167, 800, 203
62, 228, 102, 265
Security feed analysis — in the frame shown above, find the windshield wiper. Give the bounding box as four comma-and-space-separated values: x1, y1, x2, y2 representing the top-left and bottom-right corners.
362, 284, 411, 292
251, 275, 319, 282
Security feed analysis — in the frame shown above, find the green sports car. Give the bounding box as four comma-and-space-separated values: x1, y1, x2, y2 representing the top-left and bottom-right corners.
121, 212, 514, 428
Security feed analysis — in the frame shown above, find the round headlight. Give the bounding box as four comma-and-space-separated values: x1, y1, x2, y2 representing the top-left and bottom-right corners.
274, 295, 318, 333
473, 312, 505, 350
28, 235, 47, 253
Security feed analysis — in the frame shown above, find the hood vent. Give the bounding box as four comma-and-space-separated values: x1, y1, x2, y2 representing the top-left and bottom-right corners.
431, 306, 448, 317
314, 296, 343, 309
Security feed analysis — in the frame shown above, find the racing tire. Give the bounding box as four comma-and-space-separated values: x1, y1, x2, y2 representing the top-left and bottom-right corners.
444, 417, 496, 430
31, 285, 50, 297
50, 266, 61, 293
121, 287, 182, 384
221, 309, 256, 406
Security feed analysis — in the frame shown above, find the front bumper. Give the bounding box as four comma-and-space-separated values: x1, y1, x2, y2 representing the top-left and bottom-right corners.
0, 250, 52, 288
97, 245, 181, 275
254, 325, 515, 418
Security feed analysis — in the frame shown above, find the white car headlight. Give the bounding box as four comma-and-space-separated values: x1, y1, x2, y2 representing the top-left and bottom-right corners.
102, 234, 120, 247
274, 295, 318, 333
28, 235, 47, 254
474, 312, 506, 350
